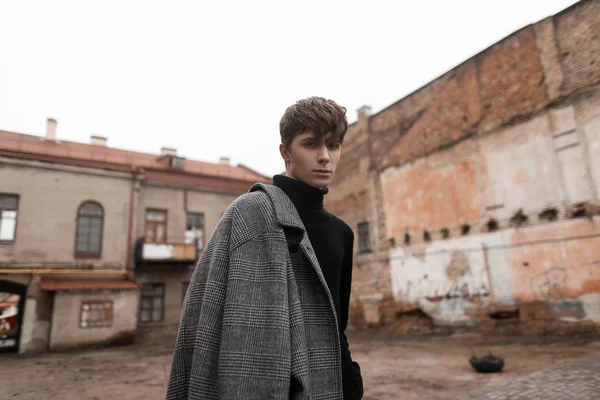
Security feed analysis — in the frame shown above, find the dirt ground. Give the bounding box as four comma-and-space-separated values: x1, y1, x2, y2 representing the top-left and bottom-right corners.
3, 327, 600, 400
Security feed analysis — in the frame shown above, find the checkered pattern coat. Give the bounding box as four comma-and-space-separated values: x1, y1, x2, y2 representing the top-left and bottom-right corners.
166, 183, 343, 400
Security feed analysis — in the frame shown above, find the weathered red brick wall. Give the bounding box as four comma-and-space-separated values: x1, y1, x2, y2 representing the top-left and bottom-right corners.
554, 0, 600, 95
369, 0, 599, 173
329, 0, 600, 330
326, 111, 384, 318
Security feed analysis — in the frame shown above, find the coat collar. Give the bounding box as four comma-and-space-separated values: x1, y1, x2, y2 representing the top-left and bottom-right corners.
249, 183, 306, 232
249, 182, 340, 334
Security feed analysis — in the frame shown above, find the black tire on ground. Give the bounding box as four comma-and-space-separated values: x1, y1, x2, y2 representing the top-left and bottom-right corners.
469, 356, 505, 373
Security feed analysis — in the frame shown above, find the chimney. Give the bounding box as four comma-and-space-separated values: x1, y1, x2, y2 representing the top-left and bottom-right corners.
219, 157, 230, 165
90, 135, 107, 146
357, 105, 372, 122
46, 118, 57, 141
161, 147, 177, 156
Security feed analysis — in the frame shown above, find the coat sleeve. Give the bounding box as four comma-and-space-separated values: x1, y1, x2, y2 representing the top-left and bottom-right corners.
165, 204, 235, 400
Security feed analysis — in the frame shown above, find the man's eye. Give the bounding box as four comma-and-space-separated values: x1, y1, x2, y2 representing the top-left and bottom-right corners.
328, 142, 341, 150
304, 142, 316, 148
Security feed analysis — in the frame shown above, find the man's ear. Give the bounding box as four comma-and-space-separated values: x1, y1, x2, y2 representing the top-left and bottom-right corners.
279, 143, 290, 164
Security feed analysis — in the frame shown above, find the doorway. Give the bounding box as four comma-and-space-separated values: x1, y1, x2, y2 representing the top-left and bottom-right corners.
0, 280, 26, 353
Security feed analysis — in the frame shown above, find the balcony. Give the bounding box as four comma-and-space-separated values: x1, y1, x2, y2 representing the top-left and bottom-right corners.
134, 238, 198, 266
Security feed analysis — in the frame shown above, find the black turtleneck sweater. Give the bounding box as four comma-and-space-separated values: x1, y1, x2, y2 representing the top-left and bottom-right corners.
273, 175, 363, 400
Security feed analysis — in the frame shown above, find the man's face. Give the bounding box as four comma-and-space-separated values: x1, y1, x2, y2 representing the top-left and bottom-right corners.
279, 131, 342, 189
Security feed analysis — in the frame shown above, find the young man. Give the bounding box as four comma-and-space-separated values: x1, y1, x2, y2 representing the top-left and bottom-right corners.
167, 97, 363, 400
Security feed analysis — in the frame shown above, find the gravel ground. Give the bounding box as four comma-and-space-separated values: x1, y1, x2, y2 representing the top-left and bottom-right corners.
2, 327, 600, 400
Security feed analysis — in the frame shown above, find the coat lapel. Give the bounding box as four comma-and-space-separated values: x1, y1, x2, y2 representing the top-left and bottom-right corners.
249, 183, 304, 231
248, 183, 341, 324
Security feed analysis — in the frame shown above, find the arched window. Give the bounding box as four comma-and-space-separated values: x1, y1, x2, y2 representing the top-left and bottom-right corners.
75, 201, 104, 257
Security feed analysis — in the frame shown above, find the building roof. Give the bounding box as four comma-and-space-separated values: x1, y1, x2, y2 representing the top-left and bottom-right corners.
40, 277, 141, 291
0, 130, 270, 191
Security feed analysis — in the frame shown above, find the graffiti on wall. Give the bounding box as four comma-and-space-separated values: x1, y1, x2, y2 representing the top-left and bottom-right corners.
530, 267, 568, 302
397, 266, 491, 303
389, 237, 495, 325
415, 280, 490, 301
444, 283, 490, 300
528, 265, 590, 321
585, 260, 600, 277
389, 216, 600, 325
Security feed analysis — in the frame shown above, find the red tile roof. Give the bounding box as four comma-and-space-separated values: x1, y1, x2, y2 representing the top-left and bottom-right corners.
0, 130, 271, 191
40, 277, 141, 291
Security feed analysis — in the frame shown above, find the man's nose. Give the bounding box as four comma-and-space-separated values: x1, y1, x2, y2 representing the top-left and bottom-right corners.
317, 145, 330, 163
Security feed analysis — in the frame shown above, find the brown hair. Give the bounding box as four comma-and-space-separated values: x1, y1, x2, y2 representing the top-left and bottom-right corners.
279, 97, 348, 148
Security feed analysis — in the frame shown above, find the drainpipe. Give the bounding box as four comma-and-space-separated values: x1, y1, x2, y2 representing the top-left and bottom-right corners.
126, 166, 140, 280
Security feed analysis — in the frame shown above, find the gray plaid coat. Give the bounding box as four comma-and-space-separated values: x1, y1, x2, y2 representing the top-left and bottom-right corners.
166, 183, 344, 400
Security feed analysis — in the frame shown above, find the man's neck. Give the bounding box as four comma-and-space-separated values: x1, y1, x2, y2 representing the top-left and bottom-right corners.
273, 174, 327, 209
283, 172, 329, 192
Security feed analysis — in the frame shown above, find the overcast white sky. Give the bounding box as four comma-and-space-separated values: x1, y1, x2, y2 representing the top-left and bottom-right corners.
0, 0, 579, 177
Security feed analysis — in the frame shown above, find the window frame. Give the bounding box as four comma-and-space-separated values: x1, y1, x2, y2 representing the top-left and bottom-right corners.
0, 193, 19, 244
357, 221, 371, 254
79, 300, 114, 328
140, 283, 165, 324
74, 201, 104, 258
144, 208, 168, 244
185, 212, 205, 250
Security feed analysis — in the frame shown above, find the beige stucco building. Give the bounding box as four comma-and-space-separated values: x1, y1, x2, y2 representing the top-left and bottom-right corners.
0, 125, 268, 353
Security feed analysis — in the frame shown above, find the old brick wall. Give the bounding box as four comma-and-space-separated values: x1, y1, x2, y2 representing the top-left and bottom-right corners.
330, 0, 600, 331
325, 108, 390, 325
553, 0, 600, 96
369, 0, 599, 175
